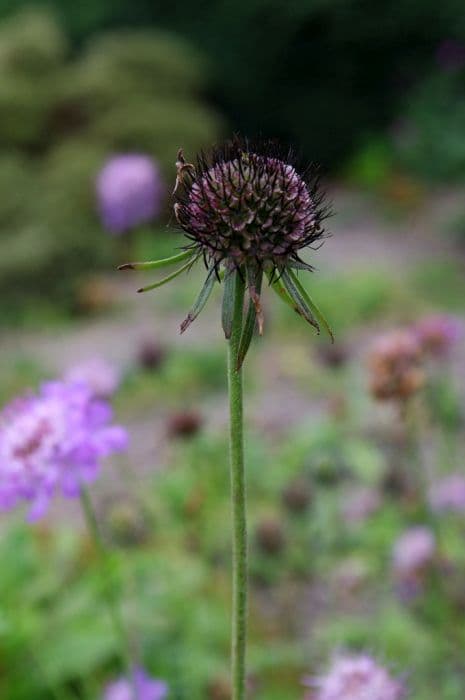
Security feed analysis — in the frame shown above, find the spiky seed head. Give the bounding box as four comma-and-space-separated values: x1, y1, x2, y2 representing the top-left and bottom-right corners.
118, 137, 333, 349
174, 137, 327, 270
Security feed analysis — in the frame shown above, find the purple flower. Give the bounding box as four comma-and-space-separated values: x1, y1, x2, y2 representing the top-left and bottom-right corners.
305, 653, 405, 700
103, 667, 168, 700
392, 526, 436, 576
97, 154, 164, 234
429, 473, 465, 514
0, 381, 128, 521
414, 314, 462, 358
436, 39, 465, 71
64, 357, 121, 398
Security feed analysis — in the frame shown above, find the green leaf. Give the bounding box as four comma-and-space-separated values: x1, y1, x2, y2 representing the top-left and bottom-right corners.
237, 265, 263, 370
288, 259, 314, 272
137, 258, 195, 293
221, 268, 236, 339
180, 266, 217, 333
280, 268, 320, 334
118, 249, 194, 271
266, 271, 297, 312
288, 269, 334, 342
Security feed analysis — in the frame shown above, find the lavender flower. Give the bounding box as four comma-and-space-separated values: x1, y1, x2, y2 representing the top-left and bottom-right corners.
305, 653, 405, 700
0, 381, 127, 521
103, 667, 168, 700
429, 473, 465, 514
392, 526, 436, 576
414, 314, 462, 358
97, 154, 164, 234
64, 357, 121, 398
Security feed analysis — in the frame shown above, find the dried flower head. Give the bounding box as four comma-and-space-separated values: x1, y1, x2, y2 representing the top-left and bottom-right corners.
137, 339, 166, 371
174, 139, 327, 270
119, 137, 332, 367
305, 653, 406, 700
103, 667, 168, 700
368, 329, 425, 402
0, 381, 127, 521
167, 409, 203, 439
97, 154, 164, 234
281, 476, 312, 513
255, 516, 286, 555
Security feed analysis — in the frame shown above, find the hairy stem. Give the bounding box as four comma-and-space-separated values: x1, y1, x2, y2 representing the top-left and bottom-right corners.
227, 271, 248, 700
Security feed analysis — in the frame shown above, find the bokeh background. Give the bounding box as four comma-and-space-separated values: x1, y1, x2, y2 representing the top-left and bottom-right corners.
1, 1, 465, 698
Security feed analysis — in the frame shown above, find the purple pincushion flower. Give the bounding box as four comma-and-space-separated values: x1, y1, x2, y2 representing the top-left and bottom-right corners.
392, 526, 436, 576
103, 667, 168, 700
97, 154, 164, 234
429, 473, 465, 514
0, 381, 128, 521
304, 653, 405, 700
64, 357, 121, 398
414, 314, 462, 358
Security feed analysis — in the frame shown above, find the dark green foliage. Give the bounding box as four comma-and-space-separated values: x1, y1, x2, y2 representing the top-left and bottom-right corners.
4, 0, 465, 169
0, 8, 222, 312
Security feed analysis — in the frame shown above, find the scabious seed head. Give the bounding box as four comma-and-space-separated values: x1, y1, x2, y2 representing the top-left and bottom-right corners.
119, 137, 332, 348
103, 667, 168, 700
97, 154, 164, 234
368, 329, 425, 402
255, 516, 286, 555
305, 653, 405, 700
414, 314, 462, 358
174, 137, 327, 270
0, 381, 127, 521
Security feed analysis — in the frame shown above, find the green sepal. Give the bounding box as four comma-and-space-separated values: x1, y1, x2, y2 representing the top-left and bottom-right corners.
280, 268, 320, 334
137, 258, 195, 293
236, 265, 263, 370
288, 259, 314, 273
288, 269, 334, 342
119, 249, 193, 271
267, 271, 299, 312
221, 268, 236, 339
180, 266, 217, 333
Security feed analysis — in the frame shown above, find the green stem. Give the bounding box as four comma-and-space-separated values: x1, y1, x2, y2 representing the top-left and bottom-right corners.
79, 488, 136, 696
227, 271, 248, 700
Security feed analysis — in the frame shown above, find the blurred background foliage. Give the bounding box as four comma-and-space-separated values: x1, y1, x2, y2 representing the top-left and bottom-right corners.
0, 2, 464, 311
0, 6, 222, 311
